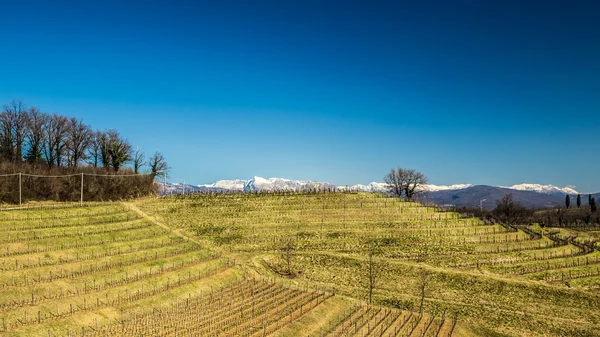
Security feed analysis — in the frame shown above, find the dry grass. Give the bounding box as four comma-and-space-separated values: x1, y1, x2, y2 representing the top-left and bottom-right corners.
0, 193, 599, 336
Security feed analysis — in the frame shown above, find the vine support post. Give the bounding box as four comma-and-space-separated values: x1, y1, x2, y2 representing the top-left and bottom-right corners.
80, 173, 84, 205
19, 172, 22, 206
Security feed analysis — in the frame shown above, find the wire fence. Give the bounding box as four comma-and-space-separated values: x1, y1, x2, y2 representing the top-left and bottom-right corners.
0, 172, 153, 206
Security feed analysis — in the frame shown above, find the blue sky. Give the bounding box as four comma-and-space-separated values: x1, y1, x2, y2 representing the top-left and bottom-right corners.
1, 0, 599, 191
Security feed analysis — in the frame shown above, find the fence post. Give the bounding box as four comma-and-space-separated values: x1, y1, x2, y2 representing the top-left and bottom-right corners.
80, 173, 84, 205
19, 172, 22, 206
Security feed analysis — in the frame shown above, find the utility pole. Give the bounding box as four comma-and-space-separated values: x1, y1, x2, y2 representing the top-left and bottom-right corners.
80, 173, 84, 205
182, 180, 185, 196
18, 173, 22, 206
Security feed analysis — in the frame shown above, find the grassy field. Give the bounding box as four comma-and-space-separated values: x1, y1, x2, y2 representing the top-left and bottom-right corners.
0, 193, 599, 336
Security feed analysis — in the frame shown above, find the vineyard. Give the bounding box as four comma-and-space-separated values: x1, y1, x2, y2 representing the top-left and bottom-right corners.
0, 203, 239, 336
0, 193, 599, 336
138, 192, 600, 336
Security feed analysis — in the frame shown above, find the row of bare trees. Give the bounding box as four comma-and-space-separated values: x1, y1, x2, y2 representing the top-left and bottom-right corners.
487, 193, 600, 227
0, 100, 167, 175
0, 100, 169, 203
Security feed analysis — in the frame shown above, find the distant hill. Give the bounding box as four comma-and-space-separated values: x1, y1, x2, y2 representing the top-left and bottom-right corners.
426, 185, 592, 209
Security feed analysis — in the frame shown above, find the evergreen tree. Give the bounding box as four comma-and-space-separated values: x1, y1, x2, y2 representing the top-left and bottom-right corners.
590, 194, 593, 206
577, 194, 581, 208
565, 195, 571, 209
592, 198, 598, 213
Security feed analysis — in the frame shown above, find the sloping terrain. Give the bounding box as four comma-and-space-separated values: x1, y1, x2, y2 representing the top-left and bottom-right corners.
1, 194, 599, 336
137, 192, 599, 336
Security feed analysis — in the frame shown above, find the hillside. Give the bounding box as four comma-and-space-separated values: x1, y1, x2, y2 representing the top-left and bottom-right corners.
427, 185, 567, 209
0, 194, 599, 336
137, 192, 600, 336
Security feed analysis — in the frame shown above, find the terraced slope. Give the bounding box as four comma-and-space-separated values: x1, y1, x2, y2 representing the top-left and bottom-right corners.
137, 192, 600, 336
2, 193, 599, 336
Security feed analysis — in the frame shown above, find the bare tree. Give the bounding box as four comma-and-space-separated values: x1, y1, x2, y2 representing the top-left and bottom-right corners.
133, 147, 145, 174
0, 112, 15, 162
556, 209, 567, 227
367, 242, 382, 304
43, 114, 70, 168
24, 107, 47, 166
279, 239, 296, 275
417, 268, 432, 314
67, 117, 91, 168
384, 168, 403, 196
493, 194, 527, 226
149, 151, 168, 178
384, 168, 428, 199
3, 100, 28, 162
87, 131, 103, 168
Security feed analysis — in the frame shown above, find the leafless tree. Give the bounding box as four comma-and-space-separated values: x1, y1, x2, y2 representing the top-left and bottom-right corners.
43, 114, 70, 167
87, 131, 103, 167
133, 147, 145, 174
384, 168, 403, 196
417, 268, 432, 314
67, 117, 91, 168
24, 107, 47, 166
0, 112, 15, 162
0, 100, 28, 162
493, 194, 528, 226
556, 209, 567, 227
149, 151, 168, 178
367, 242, 380, 304
279, 239, 296, 275
384, 168, 428, 199
4, 100, 28, 162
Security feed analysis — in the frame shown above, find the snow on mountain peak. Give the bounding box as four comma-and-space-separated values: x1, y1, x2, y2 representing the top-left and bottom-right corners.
420, 184, 472, 192
200, 179, 247, 190
194, 177, 578, 195
198, 176, 333, 192
196, 177, 475, 193
337, 183, 471, 193
502, 183, 578, 195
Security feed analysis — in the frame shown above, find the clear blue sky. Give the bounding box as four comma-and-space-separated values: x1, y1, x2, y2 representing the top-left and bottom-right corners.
1, 0, 599, 192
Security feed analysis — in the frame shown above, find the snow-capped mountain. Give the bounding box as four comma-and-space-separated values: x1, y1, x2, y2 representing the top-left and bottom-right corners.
201, 179, 247, 190
198, 176, 334, 192
160, 182, 205, 195
338, 183, 472, 193
164, 177, 580, 198
242, 177, 335, 192
501, 184, 579, 196
194, 177, 473, 193
421, 184, 473, 192
339, 182, 388, 192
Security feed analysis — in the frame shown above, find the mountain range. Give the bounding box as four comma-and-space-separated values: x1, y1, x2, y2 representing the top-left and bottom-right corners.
161, 177, 598, 209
